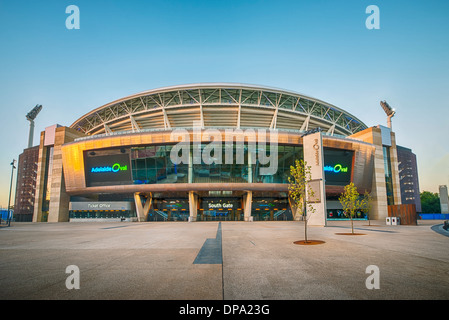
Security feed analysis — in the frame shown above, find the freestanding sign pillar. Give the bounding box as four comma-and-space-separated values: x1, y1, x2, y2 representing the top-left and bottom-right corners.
302, 131, 327, 226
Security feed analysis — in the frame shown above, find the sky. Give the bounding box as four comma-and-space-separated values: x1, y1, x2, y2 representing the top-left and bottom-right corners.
0, 0, 448, 208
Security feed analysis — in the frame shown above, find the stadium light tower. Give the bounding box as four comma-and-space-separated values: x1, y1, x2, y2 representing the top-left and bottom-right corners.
380, 100, 395, 129
26, 104, 42, 148
7, 159, 16, 227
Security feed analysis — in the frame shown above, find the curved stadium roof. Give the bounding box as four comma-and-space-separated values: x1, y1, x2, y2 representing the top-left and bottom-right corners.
70, 83, 367, 137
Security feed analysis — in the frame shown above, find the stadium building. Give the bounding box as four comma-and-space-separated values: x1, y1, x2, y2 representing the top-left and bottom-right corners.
28, 83, 410, 224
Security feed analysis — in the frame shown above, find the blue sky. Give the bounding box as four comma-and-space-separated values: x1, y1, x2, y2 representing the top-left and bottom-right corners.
0, 0, 448, 207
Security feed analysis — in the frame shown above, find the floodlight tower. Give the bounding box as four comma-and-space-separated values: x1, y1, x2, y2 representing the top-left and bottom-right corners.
380, 100, 395, 129
26, 104, 42, 148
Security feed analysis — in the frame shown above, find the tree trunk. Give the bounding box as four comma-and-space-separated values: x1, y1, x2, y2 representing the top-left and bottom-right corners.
350, 210, 354, 234
302, 200, 308, 242
304, 218, 308, 242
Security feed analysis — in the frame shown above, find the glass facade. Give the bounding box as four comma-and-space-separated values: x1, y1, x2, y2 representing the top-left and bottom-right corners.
251, 198, 293, 221
149, 198, 190, 221
40, 146, 54, 222
130, 144, 303, 185
383, 146, 394, 205
131, 146, 184, 184
73, 142, 365, 222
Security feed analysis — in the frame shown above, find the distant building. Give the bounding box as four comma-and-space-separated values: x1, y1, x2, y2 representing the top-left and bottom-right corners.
13, 146, 39, 222
397, 145, 422, 212
439, 185, 449, 214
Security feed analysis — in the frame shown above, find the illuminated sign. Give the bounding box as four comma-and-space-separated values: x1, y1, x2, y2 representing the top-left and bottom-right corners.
70, 201, 132, 211
259, 203, 275, 207
208, 203, 233, 209
324, 164, 348, 173
91, 163, 128, 173
313, 138, 320, 166
323, 148, 353, 186
167, 203, 182, 208
84, 152, 132, 187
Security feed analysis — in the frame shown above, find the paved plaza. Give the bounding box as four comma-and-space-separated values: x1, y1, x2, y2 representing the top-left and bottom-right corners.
0, 220, 448, 300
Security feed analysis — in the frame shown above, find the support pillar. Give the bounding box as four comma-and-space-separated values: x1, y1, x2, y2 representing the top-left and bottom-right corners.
243, 191, 253, 221
189, 191, 198, 222
134, 193, 152, 222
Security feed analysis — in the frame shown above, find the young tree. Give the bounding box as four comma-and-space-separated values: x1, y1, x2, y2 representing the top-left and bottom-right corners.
339, 182, 369, 234
288, 159, 316, 242
361, 191, 373, 225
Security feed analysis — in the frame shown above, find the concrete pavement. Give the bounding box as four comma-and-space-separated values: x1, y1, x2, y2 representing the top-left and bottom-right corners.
0, 220, 448, 300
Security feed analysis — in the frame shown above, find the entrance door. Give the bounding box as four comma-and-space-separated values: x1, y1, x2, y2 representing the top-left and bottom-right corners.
251, 198, 293, 221
198, 198, 243, 221
150, 198, 190, 221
